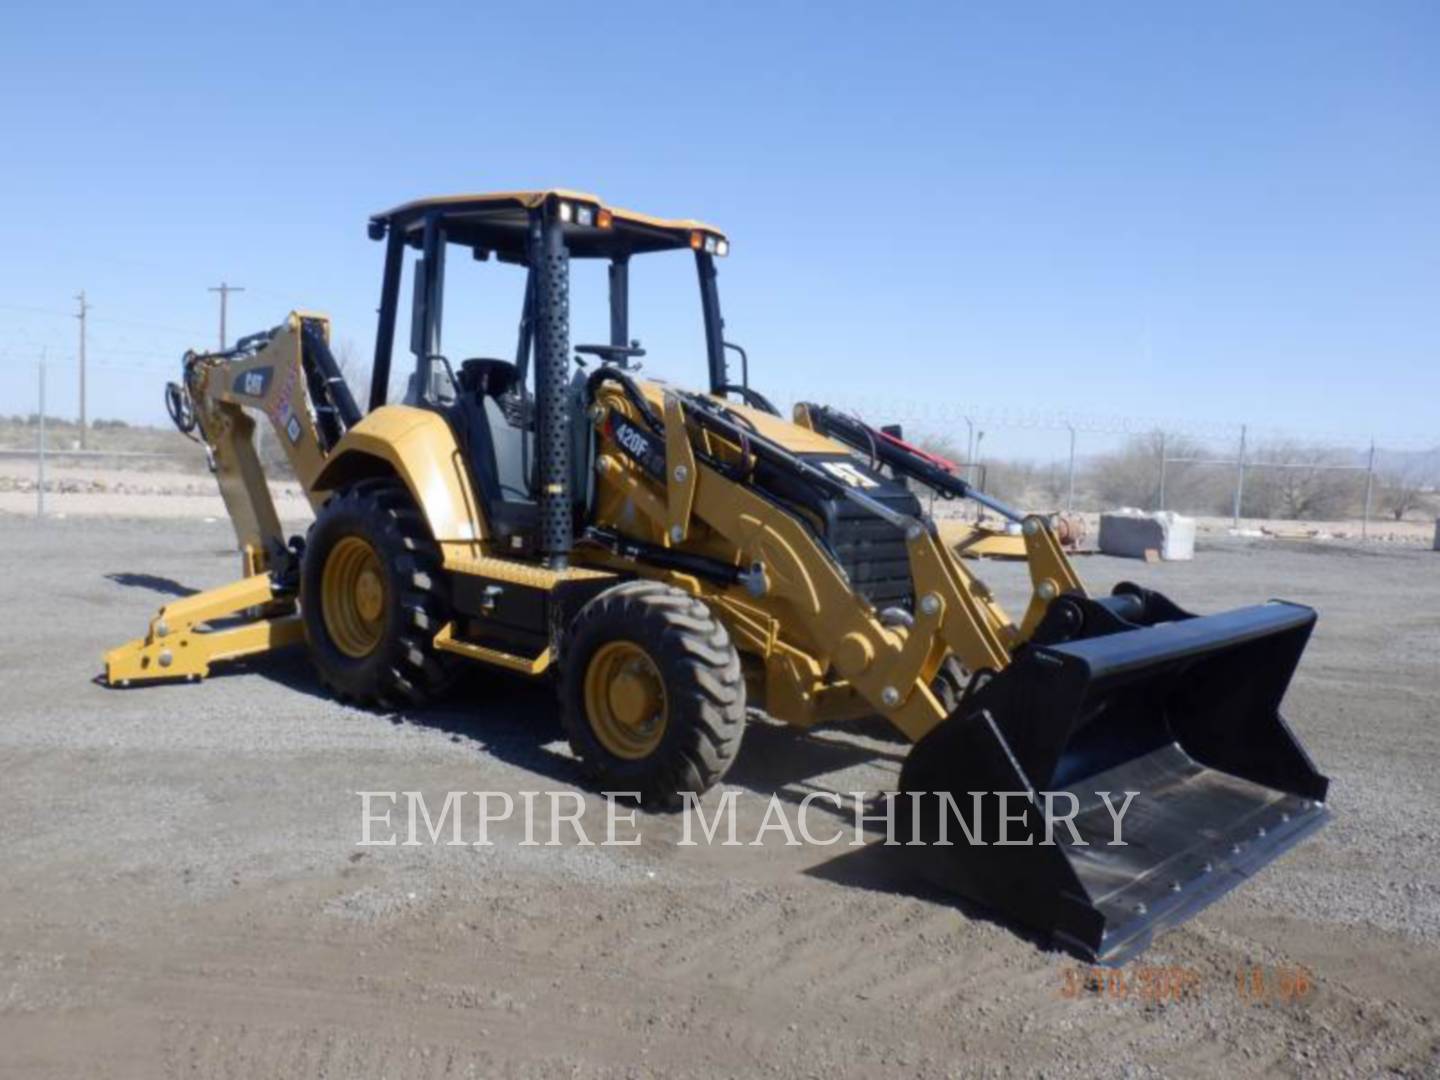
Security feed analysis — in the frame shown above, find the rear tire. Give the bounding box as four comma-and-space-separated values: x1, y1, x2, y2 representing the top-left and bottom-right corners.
561, 581, 745, 807
301, 478, 455, 708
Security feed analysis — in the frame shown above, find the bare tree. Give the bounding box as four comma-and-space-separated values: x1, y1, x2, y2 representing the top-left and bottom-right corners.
913, 432, 964, 463
1090, 431, 1215, 513
1379, 464, 1434, 522
332, 338, 371, 395
1242, 441, 1361, 520
984, 459, 1040, 504
911, 433, 1045, 505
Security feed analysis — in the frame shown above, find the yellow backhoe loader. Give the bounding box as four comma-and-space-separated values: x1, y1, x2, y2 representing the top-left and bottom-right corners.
106, 190, 1329, 961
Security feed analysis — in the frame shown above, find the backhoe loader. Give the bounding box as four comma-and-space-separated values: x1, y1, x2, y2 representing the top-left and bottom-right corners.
105, 190, 1329, 961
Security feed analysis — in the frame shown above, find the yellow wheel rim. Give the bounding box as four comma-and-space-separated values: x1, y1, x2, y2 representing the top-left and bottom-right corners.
321, 535, 387, 658
583, 641, 668, 760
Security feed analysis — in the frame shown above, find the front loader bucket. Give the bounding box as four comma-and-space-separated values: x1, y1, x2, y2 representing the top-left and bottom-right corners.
898, 589, 1329, 963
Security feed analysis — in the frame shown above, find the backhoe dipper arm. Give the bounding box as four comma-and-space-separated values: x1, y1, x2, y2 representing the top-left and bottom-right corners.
180, 312, 346, 576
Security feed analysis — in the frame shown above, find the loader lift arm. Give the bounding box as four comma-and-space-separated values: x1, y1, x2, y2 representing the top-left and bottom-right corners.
593, 379, 1018, 732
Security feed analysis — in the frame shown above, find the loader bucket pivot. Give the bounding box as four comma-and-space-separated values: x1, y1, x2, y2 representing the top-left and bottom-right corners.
899, 589, 1329, 963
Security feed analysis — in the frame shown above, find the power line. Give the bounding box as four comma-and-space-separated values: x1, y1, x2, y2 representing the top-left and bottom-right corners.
0, 302, 208, 338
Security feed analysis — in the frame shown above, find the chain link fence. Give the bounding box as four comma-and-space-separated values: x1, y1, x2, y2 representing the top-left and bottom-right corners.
802, 394, 1438, 539
9, 364, 1439, 539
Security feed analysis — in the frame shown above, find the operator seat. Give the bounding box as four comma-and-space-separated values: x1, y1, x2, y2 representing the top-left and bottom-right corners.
457, 357, 518, 398
452, 358, 538, 550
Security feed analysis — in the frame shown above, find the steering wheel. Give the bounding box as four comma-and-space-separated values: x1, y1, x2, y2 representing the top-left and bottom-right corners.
575, 343, 646, 366
713, 383, 780, 416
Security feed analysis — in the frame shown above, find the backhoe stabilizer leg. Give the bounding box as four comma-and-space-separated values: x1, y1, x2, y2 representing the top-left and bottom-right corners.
103, 573, 303, 685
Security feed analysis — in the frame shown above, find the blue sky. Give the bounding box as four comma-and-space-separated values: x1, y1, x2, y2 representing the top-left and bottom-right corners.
1, 1, 1435, 457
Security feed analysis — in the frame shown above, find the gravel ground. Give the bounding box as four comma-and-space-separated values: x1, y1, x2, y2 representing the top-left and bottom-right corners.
0, 514, 1437, 1077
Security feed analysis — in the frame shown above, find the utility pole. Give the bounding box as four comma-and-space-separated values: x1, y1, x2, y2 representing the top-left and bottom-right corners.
1232, 424, 1247, 531
1157, 431, 1168, 512
1065, 424, 1077, 513
75, 290, 90, 449
973, 430, 986, 522
1362, 438, 1376, 541
37, 355, 47, 518
208, 281, 245, 351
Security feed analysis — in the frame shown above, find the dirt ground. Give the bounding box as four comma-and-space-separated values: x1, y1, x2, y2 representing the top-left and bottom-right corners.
1, 513, 1438, 1078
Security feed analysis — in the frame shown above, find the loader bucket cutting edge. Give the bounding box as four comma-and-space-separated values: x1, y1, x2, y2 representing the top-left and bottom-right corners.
898, 598, 1330, 963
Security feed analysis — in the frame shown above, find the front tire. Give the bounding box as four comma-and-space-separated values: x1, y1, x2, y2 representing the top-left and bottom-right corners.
301, 478, 454, 707
561, 581, 746, 807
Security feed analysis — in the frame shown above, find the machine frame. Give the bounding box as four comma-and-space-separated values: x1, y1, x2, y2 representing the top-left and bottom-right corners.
104, 188, 1331, 962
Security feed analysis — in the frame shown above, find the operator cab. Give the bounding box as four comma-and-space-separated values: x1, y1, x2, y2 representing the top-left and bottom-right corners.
364, 190, 745, 556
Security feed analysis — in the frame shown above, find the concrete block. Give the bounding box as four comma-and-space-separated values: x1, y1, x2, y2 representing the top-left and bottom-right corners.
1098, 508, 1196, 561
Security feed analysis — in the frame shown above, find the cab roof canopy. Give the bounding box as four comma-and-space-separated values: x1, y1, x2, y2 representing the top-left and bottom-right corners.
370, 189, 727, 261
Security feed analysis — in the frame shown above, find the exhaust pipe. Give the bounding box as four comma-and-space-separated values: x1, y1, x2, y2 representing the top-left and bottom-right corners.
531, 208, 573, 568
899, 586, 1329, 963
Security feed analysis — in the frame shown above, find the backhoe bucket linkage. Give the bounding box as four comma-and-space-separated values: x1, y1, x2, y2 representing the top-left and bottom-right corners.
899, 590, 1329, 963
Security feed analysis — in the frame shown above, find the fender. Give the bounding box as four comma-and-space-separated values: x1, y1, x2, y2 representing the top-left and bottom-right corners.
311, 404, 486, 543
